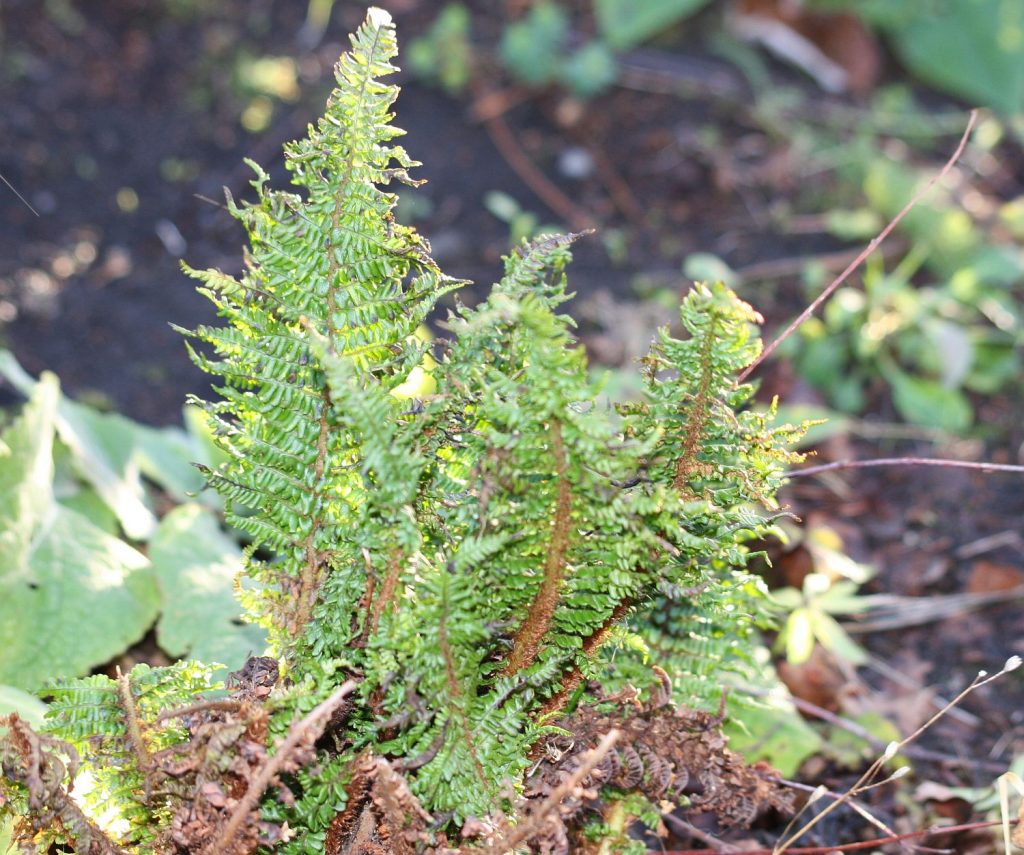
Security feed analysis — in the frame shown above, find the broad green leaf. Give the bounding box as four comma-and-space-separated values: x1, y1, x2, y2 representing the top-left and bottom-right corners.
810, 610, 868, 665
0, 373, 54, 563
885, 0, 1024, 116
132, 422, 207, 501
888, 370, 972, 433
0, 352, 156, 539
150, 504, 266, 670
0, 376, 159, 690
596, 0, 710, 51
0, 685, 46, 727
0, 352, 216, 536
725, 692, 822, 777
57, 485, 119, 534
824, 711, 901, 768
784, 607, 815, 664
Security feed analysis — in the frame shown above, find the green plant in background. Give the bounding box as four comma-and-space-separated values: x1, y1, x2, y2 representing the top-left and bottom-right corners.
0, 9, 808, 852
0, 354, 264, 693
409, 0, 710, 99
772, 525, 873, 666
811, 0, 1024, 117
407, 2, 474, 94
786, 148, 1023, 433
484, 189, 560, 245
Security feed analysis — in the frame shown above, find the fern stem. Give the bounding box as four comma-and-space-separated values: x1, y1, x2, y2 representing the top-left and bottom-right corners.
115, 668, 152, 799
208, 679, 357, 855
294, 390, 333, 635
673, 313, 718, 494
502, 420, 573, 676
367, 549, 403, 637
539, 600, 633, 717
292, 20, 387, 639
439, 581, 489, 790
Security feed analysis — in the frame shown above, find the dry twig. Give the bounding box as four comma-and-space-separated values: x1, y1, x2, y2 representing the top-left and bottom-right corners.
207, 679, 358, 854
789, 457, 1024, 479
484, 729, 621, 854
738, 110, 978, 383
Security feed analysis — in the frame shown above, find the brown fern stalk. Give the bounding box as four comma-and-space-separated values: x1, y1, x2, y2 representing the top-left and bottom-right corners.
115, 668, 153, 800
502, 420, 573, 676
673, 314, 718, 494
539, 600, 633, 717
294, 390, 332, 635
439, 584, 489, 789
293, 24, 386, 637
208, 679, 358, 855
368, 549, 403, 635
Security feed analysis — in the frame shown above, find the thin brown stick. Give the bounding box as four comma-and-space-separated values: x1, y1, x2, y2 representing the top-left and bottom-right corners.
737, 110, 978, 384
655, 818, 1011, 855
788, 456, 1024, 479
773, 658, 1020, 854
207, 679, 358, 854
486, 729, 620, 854
663, 812, 739, 851
740, 686, 1005, 773
0, 171, 40, 216
115, 668, 152, 798
154, 698, 247, 724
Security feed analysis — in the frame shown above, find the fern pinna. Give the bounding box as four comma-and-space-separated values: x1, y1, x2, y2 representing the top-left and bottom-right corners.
0, 8, 802, 852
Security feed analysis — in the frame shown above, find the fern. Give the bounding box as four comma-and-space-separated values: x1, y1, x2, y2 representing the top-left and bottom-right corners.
1, 8, 805, 851
176, 7, 461, 653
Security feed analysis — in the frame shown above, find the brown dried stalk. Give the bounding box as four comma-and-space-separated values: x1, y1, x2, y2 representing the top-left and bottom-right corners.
789, 456, 1024, 478
483, 729, 621, 855
673, 313, 718, 493
207, 679, 358, 854
115, 668, 153, 800
658, 818, 1014, 855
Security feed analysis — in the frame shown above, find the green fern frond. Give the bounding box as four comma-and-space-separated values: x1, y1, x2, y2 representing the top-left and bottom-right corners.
181, 9, 462, 652
42, 662, 222, 847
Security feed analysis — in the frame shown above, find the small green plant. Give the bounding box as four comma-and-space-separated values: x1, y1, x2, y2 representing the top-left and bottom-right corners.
408, 1, 709, 99
772, 525, 873, 666
811, 0, 1024, 116
0, 9, 805, 852
785, 139, 1022, 433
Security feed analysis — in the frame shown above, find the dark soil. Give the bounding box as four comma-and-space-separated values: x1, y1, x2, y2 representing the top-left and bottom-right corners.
2, 1, 1022, 851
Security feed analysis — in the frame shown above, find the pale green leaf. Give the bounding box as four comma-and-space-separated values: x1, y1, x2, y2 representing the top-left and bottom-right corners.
0, 685, 46, 727
0, 371, 56, 564
888, 370, 972, 433
784, 607, 815, 664
150, 504, 267, 670
0, 352, 156, 539
0, 377, 159, 690
725, 692, 822, 777
596, 0, 711, 51
132, 423, 206, 501
810, 610, 868, 666
0, 505, 158, 690
885, 0, 1024, 116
